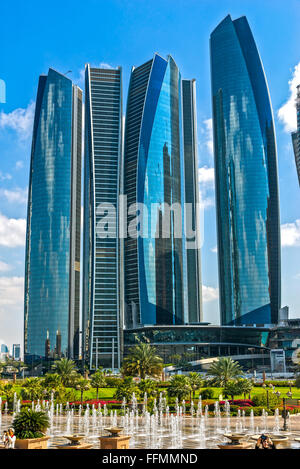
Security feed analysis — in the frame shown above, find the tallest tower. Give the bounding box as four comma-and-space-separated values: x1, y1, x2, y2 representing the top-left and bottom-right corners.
210, 15, 281, 326
24, 69, 82, 360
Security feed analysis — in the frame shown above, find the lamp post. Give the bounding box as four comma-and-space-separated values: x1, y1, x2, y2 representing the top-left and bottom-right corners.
276, 391, 290, 432
263, 383, 272, 409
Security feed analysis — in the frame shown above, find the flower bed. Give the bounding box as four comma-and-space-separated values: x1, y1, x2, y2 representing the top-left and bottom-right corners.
219, 399, 255, 407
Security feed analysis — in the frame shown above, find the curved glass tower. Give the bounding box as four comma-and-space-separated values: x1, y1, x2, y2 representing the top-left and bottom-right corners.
24, 68, 82, 360
83, 66, 122, 369
291, 85, 300, 186
210, 15, 281, 325
124, 54, 201, 327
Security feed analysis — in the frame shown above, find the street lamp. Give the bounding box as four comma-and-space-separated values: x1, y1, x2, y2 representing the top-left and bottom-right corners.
263, 383, 270, 409
276, 391, 289, 432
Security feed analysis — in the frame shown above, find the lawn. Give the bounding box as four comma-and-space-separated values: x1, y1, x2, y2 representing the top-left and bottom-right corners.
194, 386, 300, 400
2, 383, 300, 402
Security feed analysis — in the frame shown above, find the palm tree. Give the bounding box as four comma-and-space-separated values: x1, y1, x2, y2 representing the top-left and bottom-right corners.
20, 378, 44, 402
239, 378, 253, 399
122, 343, 163, 379
114, 377, 140, 402
51, 358, 77, 386
208, 357, 242, 387
223, 379, 247, 400
13, 409, 50, 439
167, 375, 192, 402
187, 372, 202, 400
75, 377, 90, 404
91, 371, 106, 399
138, 379, 158, 399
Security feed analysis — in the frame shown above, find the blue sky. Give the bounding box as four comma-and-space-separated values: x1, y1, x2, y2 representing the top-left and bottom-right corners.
0, 0, 300, 350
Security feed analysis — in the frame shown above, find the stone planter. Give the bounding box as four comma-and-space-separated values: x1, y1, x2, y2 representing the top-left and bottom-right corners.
15, 436, 50, 449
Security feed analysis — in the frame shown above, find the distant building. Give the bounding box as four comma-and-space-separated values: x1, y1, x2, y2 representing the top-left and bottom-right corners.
291, 85, 300, 186
12, 344, 21, 361
24, 68, 82, 361
0, 341, 9, 362
210, 15, 281, 326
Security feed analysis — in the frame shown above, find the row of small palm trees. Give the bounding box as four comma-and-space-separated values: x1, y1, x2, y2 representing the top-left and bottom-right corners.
1, 342, 251, 405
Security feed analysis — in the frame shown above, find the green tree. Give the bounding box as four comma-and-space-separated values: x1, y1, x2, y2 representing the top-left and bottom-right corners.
223, 380, 244, 400
238, 378, 253, 399
75, 377, 90, 404
13, 409, 50, 439
138, 379, 158, 399
3, 383, 19, 410
20, 378, 44, 402
122, 343, 163, 379
167, 375, 192, 402
43, 373, 62, 389
208, 357, 242, 386
114, 377, 140, 402
295, 374, 300, 389
91, 371, 106, 399
187, 372, 203, 400
51, 358, 77, 386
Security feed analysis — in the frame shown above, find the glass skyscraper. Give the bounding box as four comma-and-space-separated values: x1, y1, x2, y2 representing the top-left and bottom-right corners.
292, 85, 300, 186
210, 15, 281, 326
182, 79, 203, 323
24, 68, 82, 360
83, 65, 122, 369
124, 54, 202, 327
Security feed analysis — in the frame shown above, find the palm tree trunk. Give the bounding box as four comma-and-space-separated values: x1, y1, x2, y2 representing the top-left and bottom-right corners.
96, 388, 99, 400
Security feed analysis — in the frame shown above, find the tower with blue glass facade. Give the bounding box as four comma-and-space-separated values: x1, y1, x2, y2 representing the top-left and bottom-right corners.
210, 15, 281, 326
124, 54, 202, 328
82, 65, 122, 369
24, 68, 82, 360
292, 85, 300, 186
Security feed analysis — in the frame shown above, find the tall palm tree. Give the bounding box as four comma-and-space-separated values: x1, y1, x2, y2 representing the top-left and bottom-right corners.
208, 357, 242, 386
91, 371, 106, 399
122, 343, 163, 379
51, 358, 77, 386
187, 372, 203, 400
75, 377, 90, 404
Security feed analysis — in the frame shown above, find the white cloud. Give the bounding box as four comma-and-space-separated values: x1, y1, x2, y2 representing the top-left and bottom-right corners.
1, 187, 28, 205
211, 246, 217, 253
277, 62, 300, 133
281, 219, 300, 247
0, 276, 24, 307
0, 101, 35, 140
15, 160, 24, 170
0, 212, 26, 247
203, 118, 213, 155
0, 172, 12, 181
0, 277, 24, 351
198, 166, 214, 185
198, 166, 215, 209
202, 285, 219, 303
0, 261, 12, 272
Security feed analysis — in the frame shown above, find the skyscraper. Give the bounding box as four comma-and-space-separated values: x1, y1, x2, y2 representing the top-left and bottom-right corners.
124, 54, 201, 327
24, 68, 82, 360
210, 15, 281, 326
182, 79, 203, 323
292, 85, 300, 186
83, 65, 122, 369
